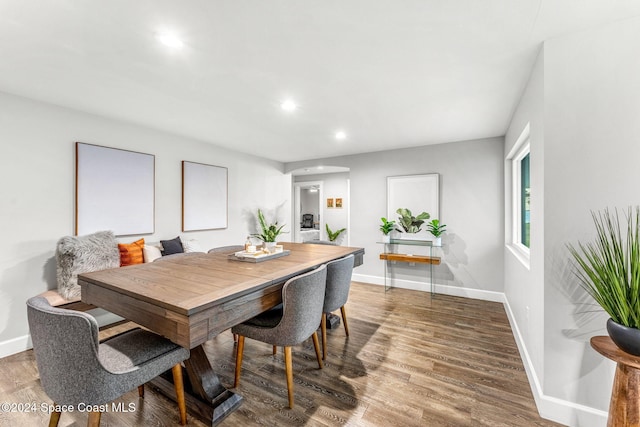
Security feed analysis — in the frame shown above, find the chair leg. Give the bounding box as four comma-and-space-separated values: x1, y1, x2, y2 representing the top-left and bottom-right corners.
87, 411, 101, 427
341, 305, 350, 337
233, 333, 238, 343
48, 409, 61, 427
312, 331, 323, 369
273, 345, 277, 355
138, 384, 144, 398
171, 364, 187, 426
321, 313, 327, 360
284, 346, 294, 409
234, 335, 245, 388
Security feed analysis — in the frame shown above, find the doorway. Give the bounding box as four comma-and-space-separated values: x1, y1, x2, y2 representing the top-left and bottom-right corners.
293, 181, 323, 243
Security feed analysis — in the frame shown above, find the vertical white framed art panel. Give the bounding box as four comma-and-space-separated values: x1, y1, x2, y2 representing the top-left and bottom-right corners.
182, 161, 228, 231
76, 142, 155, 236
387, 173, 440, 238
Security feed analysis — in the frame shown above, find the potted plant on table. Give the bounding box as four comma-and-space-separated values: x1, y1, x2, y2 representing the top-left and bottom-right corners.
568, 207, 640, 355
426, 219, 446, 246
252, 209, 285, 251
379, 217, 396, 243
396, 208, 430, 238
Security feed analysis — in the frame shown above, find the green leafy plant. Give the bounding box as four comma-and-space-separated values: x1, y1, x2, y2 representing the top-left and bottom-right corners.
568, 208, 640, 328
252, 209, 285, 242
426, 219, 447, 237
326, 224, 346, 242
379, 217, 397, 235
396, 208, 430, 233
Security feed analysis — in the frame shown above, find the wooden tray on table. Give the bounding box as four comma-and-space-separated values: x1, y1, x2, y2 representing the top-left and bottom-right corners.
228, 249, 291, 263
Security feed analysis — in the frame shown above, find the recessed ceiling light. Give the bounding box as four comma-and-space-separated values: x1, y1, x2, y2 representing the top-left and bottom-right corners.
280, 99, 297, 112
335, 130, 347, 140
157, 32, 184, 49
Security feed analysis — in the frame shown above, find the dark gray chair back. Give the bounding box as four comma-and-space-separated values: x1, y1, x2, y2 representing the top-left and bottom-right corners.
232, 265, 327, 347
323, 254, 354, 313
280, 265, 328, 345
28, 297, 105, 405
302, 214, 314, 228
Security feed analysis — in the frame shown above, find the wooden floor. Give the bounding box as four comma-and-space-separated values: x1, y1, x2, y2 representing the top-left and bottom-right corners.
0, 282, 563, 427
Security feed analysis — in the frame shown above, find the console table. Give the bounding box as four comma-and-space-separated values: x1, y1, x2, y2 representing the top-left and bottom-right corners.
591, 335, 640, 427
378, 239, 441, 294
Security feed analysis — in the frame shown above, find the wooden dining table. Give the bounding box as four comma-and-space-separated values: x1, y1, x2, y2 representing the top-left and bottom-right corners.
78, 242, 364, 426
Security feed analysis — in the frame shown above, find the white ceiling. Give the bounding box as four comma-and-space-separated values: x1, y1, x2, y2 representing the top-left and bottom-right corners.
1, 1, 639, 162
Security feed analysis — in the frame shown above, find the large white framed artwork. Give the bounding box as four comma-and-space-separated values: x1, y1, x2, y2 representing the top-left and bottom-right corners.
182, 161, 228, 231
387, 173, 440, 239
76, 142, 155, 236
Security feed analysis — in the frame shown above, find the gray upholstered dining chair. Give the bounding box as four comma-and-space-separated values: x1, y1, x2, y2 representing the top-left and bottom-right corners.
321, 254, 355, 360
27, 296, 190, 427
232, 265, 327, 408
207, 245, 245, 254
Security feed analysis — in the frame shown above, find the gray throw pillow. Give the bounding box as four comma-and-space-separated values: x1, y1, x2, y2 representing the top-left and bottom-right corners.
160, 236, 184, 256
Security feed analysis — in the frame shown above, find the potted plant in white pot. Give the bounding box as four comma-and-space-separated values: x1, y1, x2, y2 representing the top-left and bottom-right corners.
396, 208, 430, 239
426, 219, 446, 246
379, 217, 396, 243
568, 207, 640, 355
252, 209, 285, 252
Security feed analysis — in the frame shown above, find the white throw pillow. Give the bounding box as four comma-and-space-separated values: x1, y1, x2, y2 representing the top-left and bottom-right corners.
143, 244, 162, 263
182, 238, 203, 253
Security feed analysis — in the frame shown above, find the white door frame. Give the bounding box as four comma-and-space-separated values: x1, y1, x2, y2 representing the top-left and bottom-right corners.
293, 181, 323, 243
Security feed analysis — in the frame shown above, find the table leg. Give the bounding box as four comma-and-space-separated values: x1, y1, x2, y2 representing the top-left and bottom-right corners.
608, 362, 640, 427
150, 345, 243, 426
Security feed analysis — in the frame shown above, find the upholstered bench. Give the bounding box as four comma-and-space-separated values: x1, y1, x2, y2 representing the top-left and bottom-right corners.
37, 290, 96, 312
34, 231, 205, 312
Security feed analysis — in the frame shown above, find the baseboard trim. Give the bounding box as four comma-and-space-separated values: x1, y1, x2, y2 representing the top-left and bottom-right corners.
351, 273, 504, 302
502, 295, 608, 427
0, 334, 32, 359
353, 273, 609, 426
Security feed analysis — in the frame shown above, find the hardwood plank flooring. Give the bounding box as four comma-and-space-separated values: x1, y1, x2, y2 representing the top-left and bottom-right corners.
0, 282, 563, 426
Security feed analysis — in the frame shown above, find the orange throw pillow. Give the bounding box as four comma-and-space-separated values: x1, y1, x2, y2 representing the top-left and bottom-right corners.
118, 238, 145, 266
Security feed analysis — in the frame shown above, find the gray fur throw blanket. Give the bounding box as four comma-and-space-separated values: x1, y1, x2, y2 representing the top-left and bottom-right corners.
56, 230, 120, 299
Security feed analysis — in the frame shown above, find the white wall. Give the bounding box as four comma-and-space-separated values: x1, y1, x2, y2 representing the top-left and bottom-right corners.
543, 16, 640, 426
504, 16, 640, 427
503, 47, 546, 407
287, 137, 505, 298
0, 91, 290, 357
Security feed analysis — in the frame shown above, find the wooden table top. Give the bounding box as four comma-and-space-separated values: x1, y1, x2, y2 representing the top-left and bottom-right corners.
591, 335, 640, 369
80, 242, 363, 317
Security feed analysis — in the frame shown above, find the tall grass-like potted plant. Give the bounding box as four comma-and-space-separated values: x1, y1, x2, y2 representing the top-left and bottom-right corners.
568, 207, 640, 355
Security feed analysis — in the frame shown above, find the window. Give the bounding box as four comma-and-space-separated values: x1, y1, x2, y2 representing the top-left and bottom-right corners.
510, 124, 531, 255
518, 151, 531, 248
